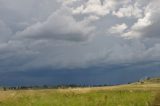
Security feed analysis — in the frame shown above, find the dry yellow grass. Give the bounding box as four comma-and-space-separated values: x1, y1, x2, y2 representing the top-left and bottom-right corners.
0, 83, 159, 106
56, 83, 160, 93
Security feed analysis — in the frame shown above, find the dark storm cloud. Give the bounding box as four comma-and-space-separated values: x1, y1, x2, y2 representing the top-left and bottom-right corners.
0, 0, 160, 86
0, 61, 160, 86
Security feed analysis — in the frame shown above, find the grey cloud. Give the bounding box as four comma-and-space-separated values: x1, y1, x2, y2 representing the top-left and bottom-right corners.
0, 41, 38, 72
13, 36, 160, 70
15, 6, 95, 42
0, 0, 60, 33
141, 2, 160, 38
0, 0, 160, 72
0, 20, 12, 42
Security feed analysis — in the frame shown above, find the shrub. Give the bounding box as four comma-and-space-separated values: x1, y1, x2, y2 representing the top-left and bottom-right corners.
152, 92, 160, 106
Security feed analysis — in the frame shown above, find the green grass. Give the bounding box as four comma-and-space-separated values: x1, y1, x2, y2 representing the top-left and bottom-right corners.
1, 79, 160, 106
0, 89, 155, 106
151, 92, 160, 106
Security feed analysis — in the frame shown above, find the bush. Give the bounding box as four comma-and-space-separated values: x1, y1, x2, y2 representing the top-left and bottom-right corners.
151, 92, 160, 106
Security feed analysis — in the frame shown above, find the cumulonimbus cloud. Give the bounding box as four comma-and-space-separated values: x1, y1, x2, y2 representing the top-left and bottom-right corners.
0, 0, 160, 72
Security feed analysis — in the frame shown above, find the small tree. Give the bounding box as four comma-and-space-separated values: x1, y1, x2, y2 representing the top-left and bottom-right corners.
3, 87, 7, 91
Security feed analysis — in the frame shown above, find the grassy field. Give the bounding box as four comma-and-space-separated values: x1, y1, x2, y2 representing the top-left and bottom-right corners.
0, 79, 160, 106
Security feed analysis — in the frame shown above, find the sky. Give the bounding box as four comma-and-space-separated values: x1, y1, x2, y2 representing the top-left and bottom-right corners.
0, 0, 160, 86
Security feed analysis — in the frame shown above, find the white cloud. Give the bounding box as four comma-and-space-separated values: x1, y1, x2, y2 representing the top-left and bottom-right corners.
122, 0, 160, 38
122, 12, 152, 38
81, 0, 110, 16
112, 3, 143, 18
83, 15, 100, 24
108, 23, 128, 34
72, 5, 84, 14
58, 0, 78, 5
72, 0, 129, 16
132, 13, 151, 30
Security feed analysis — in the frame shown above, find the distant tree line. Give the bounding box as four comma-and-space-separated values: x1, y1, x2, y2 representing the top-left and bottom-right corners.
1, 84, 111, 91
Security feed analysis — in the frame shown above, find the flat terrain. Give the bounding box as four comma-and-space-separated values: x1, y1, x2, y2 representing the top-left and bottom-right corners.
0, 79, 160, 106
